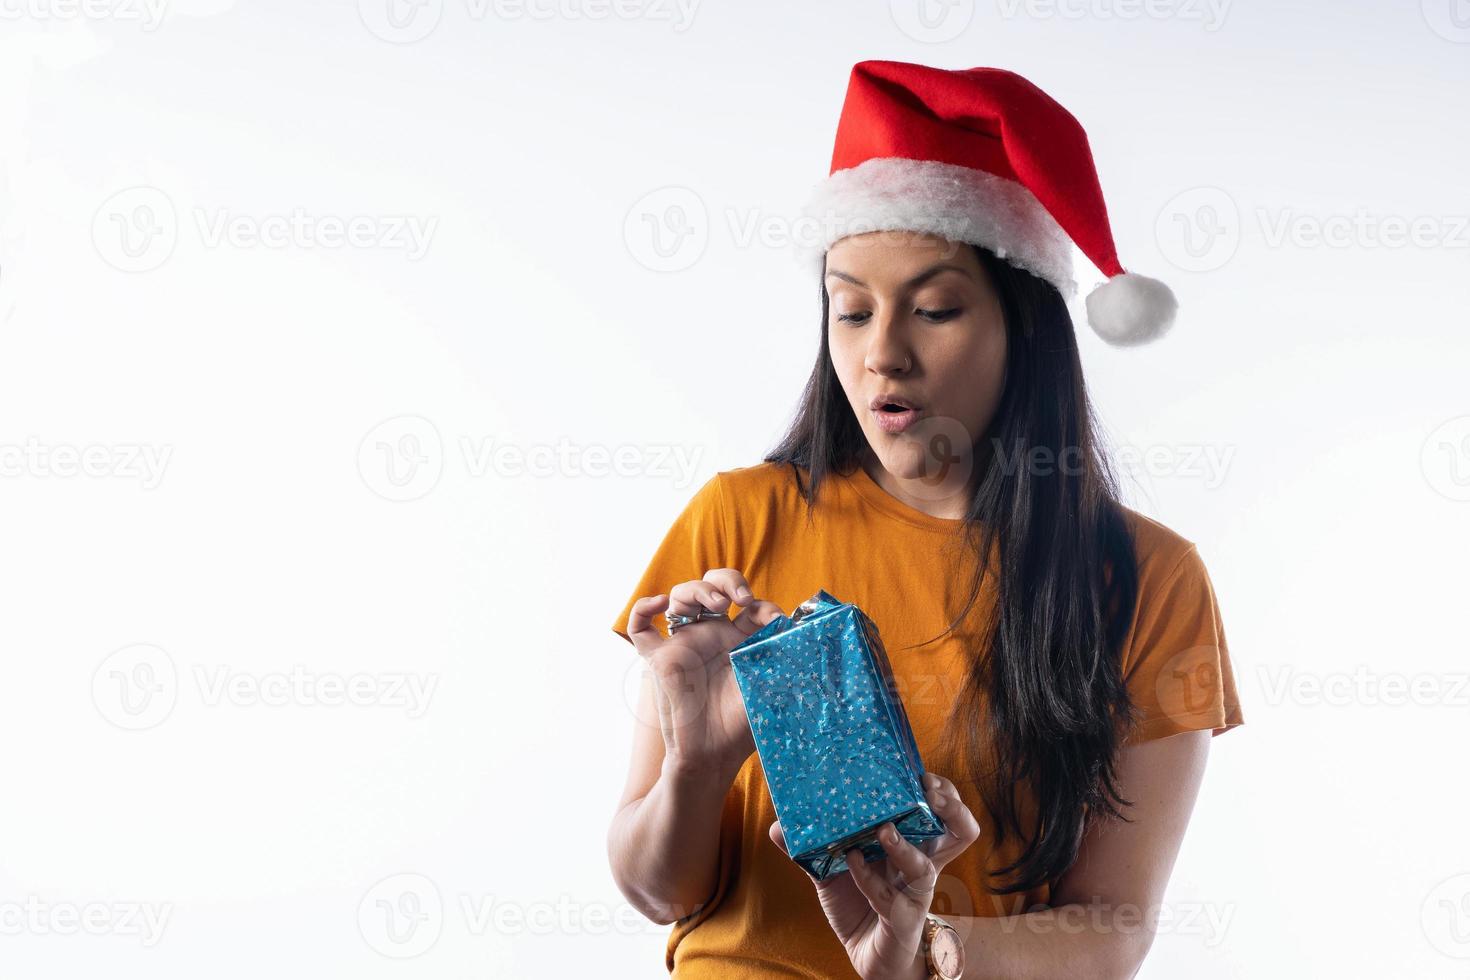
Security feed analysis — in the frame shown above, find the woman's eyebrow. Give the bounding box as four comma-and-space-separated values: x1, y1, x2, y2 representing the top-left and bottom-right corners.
825, 263, 971, 290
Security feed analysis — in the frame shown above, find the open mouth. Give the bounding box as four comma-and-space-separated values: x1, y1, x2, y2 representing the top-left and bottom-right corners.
871, 402, 923, 433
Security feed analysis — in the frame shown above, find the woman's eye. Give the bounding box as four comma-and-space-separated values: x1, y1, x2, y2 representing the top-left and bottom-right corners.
835, 308, 959, 324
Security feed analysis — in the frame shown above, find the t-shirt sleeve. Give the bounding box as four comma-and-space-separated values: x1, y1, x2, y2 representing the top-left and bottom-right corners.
611, 473, 731, 646
1120, 543, 1244, 744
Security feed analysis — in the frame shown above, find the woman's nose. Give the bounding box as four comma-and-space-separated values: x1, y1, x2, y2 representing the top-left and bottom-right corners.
863, 312, 914, 375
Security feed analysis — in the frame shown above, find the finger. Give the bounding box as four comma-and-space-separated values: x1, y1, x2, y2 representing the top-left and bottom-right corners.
876, 822, 934, 899
843, 840, 898, 917
844, 824, 937, 920
702, 568, 757, 606
626, 595, 670, 657
641, 658, 677, 746
732, 599, 786, 638
876, 822, 938, 908
668, 578, 737, 619
921, 772, 983, 872
647, 642, 723, 741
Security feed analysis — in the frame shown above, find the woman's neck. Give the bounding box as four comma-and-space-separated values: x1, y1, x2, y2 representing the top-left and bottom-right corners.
859, 445, 984, 521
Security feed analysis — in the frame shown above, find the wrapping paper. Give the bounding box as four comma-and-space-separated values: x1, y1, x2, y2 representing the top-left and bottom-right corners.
728, 589, 946, 880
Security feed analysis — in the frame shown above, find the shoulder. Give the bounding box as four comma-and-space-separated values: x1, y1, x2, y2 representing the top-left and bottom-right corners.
1111, 507, 1242, 742
1114, 504, 1226, 675
1117, 503, 1205, 586
664, 462, 810, 542
697, 461, 824, 551
714, 459, 807, 489
709, 460, 811, 508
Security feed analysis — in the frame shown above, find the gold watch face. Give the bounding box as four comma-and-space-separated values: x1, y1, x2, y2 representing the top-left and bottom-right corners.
931, 923, 964, 978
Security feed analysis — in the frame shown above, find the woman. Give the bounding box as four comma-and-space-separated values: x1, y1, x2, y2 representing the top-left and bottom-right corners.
608, 61, 1243, 979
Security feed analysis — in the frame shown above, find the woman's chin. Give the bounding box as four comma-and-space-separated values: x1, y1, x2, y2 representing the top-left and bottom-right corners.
871, 446, 927, 482
870, 437, 952, 481
867, 437, 975, 491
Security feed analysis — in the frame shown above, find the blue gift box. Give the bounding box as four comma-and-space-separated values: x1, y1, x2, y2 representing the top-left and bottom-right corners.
728, 589, 946, 881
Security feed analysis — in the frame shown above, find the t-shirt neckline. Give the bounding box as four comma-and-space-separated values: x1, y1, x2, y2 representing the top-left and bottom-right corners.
844, 461, 969, 533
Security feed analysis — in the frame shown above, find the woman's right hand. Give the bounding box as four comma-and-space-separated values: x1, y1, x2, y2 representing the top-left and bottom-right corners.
625, 569, 785, 779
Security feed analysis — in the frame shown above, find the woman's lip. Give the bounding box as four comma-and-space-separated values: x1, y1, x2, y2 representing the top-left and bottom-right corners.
872, 406, 923, 434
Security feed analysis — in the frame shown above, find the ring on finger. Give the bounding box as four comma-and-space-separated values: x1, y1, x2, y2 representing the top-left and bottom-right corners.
665, 604, 726, 634
892, 870, 933, 897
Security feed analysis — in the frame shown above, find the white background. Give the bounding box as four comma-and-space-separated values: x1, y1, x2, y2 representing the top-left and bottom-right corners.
1, 0, 1468, 976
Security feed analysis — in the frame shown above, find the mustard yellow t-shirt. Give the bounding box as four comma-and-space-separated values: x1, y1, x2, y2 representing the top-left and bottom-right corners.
611, 461, 1243, 978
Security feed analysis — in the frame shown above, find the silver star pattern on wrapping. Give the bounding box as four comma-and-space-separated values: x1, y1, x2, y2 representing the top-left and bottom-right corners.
728, 590, 946, 880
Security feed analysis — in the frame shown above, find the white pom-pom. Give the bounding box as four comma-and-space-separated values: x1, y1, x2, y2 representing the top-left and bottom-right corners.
1083, 272, 1178, 347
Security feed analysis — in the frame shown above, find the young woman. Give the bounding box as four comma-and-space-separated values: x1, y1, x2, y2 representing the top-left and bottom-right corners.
608, 61, 1243, 979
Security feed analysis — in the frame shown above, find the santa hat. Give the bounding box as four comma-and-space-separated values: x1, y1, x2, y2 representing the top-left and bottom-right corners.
797, 60, 1177, 347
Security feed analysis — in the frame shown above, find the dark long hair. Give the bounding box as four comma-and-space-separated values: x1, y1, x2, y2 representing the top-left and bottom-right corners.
764, 243, 1141, 895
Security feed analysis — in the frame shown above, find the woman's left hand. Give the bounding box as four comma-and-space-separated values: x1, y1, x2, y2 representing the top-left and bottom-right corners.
768, 771, 982, 980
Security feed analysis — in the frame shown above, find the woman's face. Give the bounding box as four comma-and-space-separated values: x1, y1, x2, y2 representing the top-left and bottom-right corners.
825, 232, 1007, 507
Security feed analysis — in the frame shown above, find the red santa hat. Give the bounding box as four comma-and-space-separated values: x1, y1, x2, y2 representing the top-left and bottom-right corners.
798, 60, 1178, 347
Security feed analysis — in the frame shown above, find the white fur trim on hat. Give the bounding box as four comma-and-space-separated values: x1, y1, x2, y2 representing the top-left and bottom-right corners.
795, 157, 1077, 298
1083, 272, 1178, 347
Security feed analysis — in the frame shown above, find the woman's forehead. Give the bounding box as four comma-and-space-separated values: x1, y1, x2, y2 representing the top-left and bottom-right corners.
826, 239, 984, 290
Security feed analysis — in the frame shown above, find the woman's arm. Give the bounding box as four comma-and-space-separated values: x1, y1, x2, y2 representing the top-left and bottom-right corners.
605, 658, 740, 926
950, 730, 1212, 979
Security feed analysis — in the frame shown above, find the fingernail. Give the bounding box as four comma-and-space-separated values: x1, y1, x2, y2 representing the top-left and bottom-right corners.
737, 587, 753, 601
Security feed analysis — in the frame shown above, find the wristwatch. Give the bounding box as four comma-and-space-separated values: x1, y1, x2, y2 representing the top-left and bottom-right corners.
920, 912, 966, 979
